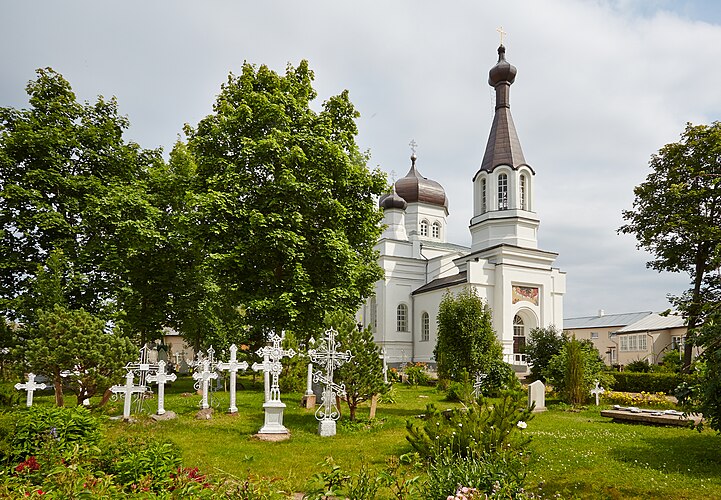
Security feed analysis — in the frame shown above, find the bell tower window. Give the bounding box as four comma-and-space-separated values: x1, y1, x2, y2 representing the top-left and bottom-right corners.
520, 174, 527, 210
481, 178, 487, 213
498, 173, 508, 210
432, 221, 441, 239
420, 219, 429, 237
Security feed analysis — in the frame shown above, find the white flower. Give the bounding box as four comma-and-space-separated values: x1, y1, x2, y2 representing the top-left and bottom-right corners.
517, 420, 527, 429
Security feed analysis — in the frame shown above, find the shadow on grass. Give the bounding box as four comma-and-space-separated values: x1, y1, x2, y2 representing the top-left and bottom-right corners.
608, 431, 721, 477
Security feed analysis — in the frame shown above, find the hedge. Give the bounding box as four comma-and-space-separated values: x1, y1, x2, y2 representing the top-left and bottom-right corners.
610, 371, 688, 394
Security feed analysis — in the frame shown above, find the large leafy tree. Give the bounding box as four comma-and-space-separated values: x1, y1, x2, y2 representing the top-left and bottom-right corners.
524, 325, 566, 382
619, 122, 721, 367
0, 68, 172, 342
434, 287, 505, 383
182, 61, 386, 343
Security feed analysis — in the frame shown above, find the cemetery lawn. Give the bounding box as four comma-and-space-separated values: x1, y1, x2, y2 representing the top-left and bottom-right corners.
22, 377, 721, 499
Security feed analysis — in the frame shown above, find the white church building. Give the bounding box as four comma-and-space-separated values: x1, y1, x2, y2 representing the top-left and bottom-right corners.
357, 45, 566, 369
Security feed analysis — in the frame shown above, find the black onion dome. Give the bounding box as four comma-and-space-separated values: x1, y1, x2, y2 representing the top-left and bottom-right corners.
379, 188, 408, 210
394, 153, 448, 209
488, 45, 517, 87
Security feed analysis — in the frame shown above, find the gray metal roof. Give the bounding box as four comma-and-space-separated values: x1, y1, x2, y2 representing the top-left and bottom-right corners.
616, 313, 686, 333
564, 311, 653, 329
413, 271, 467, 295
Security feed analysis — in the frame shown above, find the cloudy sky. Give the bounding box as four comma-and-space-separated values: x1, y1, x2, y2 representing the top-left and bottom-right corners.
3, 0, 721, 319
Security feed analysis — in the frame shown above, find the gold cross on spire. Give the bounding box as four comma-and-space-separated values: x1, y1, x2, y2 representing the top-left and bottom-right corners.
409, 139, 417, 155
497, 26, 507, 45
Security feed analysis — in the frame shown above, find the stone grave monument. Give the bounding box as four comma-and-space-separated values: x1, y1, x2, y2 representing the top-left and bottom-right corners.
528, 380, 546, 412
251, 333, 296, 438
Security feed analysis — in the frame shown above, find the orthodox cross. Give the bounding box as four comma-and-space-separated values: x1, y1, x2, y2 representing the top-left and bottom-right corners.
252, 333, 296, 403
473, 372, 488, 399
124, 344, 158, 413
497, 25, 507, 45
15, 373, 47, 407
308, 327, 353, 423
409, 139, 417, 155
590, 380, 605, 406
146, 360, 176, 415
111, 371, 147, 419
192, 358, 218, 410
173, 351, 181, 366
217, 344, 249, 413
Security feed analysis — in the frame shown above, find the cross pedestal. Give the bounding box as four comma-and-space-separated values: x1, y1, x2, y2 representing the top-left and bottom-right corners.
252, 333, 296, 435
15, 373, 47, 407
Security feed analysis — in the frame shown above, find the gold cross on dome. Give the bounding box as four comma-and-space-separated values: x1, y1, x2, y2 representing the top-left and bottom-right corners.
497, 26, 507, 45
409, 139, 417, 154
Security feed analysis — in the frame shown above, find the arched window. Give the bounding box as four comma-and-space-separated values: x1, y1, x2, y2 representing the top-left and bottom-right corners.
370, 296, 377, 332
513, 314, 525, 353
397, 304, 408, 332
420, 219, 429, 237
498, 173, 508, 210
481, 178, 487, 213
421, 312, 430, 341
520, 174, 527, 210
431, 221, 441, 239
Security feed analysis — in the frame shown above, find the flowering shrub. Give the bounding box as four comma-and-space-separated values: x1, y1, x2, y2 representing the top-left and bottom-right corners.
404, 362, 431, 386
604, 391, 673, 408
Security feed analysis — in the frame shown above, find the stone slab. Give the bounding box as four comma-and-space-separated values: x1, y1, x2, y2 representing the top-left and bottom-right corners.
601, 409, 702, 427
151, 411, 177, 421
301, 393, 316, 409
253, 431, 291, 442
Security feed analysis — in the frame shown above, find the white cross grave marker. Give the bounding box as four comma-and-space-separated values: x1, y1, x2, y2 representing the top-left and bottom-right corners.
192, 358, 218, 410
591, 380, 605, 406
124, 344, 158, 414
146, 360, 176, 415
251, 333, 296, 434
473, 372, 488, 399
15, 373, 46, 407
111, 371, 147, 419
217, 344, 248, 413
309, 327, 353, 437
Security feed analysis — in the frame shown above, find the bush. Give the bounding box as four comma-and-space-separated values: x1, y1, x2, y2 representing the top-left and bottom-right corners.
604, 391, 672, 408
524, 326, 565, 382
611, 371, 687, 393
425, 449, 530, 500
406, 389, 533, 460
544, 337, 613, 405
102, 436, 184, 492
403, 363, 431, 386
625, 359, 651, 373
10, 405, 101, 462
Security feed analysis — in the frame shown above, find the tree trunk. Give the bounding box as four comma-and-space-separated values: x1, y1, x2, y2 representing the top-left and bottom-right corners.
684, 246, 709, 369
97, 387, 114, 407
53, 372, 64, 407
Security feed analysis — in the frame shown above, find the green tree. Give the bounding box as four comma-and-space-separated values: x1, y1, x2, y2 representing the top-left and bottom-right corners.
181, 61, 386, 343
24, 305, 136, 406
327, 312, 385, 421
544, 337, 611, 405
619, 122, 721, 367
0, 68, 170, 342
434, 287, 505, 383
524, 326, 566, 382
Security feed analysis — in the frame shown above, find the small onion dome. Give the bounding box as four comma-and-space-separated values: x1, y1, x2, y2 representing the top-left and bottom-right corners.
379, 188, 407, 210
488, 45, 517, 87
394, 153, 448, 209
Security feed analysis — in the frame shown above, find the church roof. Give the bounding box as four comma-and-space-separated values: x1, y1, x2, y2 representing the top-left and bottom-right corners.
473, 45, 533, 180
378, 185, 408, 211
412, 271, 467, 295
395, 153, 448, 209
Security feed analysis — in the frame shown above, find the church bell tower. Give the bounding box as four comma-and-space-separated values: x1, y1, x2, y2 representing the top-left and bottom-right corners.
469, 44, 539, 252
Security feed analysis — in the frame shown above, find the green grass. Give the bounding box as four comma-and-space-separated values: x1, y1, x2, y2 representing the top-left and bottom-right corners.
9, 377, 721, 498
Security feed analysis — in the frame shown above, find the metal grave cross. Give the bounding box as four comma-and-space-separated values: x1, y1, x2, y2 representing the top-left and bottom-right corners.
15, 373, 47, 407
146, 360, 176, 415
308, 327, 353, 435
591, 380, 605, 406
111, 371, 147, 419
473, 373, 488, 399
192, 358, 218, 410
217, 344, 249, 413
252, 333, 296, 403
